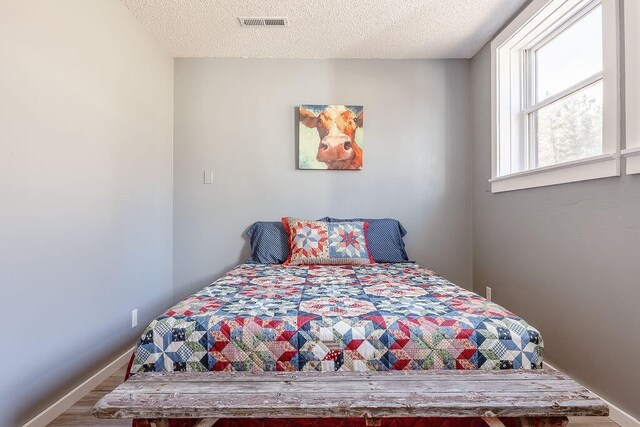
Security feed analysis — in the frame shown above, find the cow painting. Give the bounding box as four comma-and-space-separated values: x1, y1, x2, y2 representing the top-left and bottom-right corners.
298, 105, 363, 170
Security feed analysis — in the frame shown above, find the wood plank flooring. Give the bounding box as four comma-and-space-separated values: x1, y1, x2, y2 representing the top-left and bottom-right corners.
49, 366, 619, 426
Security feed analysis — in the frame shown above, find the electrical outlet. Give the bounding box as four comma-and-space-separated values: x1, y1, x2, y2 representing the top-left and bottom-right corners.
486, 286, 492, 301
132, 309, 138, 328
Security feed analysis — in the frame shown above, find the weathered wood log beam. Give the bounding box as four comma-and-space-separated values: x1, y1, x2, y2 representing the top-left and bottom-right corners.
94, 370, 607, 423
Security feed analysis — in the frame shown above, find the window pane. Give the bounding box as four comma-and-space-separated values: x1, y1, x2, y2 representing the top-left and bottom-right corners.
535, 81, 603, 168
536, 6, 602, 102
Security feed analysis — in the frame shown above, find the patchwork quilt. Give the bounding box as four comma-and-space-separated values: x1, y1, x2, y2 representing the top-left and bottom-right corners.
130, 263, 543, 375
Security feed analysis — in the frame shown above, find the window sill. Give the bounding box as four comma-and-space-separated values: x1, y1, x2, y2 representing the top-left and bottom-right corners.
489, 154, 620, 193
622, 147, 640, 175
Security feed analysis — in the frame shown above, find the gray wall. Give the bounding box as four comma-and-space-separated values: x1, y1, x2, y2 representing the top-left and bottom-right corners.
471, 44, 640, 419
174, 58, 473, 299
0, 1, 174, 426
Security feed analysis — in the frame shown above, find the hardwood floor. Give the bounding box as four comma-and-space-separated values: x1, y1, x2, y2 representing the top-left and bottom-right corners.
49, 366, 130, 427
49, 366, 620, 426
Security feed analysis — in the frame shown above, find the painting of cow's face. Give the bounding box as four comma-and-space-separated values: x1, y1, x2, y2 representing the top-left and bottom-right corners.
298, 105, 363, 170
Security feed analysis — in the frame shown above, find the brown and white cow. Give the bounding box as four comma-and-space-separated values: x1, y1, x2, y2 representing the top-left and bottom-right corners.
299, 105, 363, 170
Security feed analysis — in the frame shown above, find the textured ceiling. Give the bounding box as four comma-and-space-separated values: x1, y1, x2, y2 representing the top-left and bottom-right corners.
122, 0, 527, 59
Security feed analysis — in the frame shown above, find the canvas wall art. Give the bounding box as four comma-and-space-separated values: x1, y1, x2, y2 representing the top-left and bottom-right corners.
298, 104, 364, 170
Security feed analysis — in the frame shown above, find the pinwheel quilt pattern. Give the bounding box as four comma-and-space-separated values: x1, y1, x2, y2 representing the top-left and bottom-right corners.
130, 263, 542, 375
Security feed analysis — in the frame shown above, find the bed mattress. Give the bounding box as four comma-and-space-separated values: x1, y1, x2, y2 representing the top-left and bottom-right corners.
130, 263, 542, 375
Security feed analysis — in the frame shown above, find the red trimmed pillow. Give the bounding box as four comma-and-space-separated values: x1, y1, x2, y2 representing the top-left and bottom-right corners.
282, 218, 374, 265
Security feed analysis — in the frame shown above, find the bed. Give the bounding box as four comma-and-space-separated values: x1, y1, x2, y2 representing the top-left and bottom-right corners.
128, 261, 543, 426
128, 218, 542, 425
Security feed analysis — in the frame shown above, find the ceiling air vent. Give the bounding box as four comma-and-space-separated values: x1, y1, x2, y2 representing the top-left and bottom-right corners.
239, 17, 288, 27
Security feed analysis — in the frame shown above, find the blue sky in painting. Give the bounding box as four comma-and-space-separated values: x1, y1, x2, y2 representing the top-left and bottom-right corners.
302, 104, 363, 115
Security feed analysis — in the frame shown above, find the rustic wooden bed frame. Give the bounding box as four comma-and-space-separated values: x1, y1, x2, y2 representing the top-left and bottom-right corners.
93, 369, 608, 427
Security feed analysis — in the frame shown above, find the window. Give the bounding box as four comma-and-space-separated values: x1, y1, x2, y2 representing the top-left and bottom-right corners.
623, 0, 640, 174
490, 0, 620, 193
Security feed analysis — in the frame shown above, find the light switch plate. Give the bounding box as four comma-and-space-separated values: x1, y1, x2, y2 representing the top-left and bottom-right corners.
203, 170, 213, 184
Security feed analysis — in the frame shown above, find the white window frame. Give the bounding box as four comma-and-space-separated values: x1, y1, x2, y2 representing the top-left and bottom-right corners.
622, 0, 640, 174
490, 0, 621, 193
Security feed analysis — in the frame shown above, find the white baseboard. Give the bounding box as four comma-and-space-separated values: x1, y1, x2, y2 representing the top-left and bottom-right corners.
23, 346, 134, 427
544, 360, 640, 427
